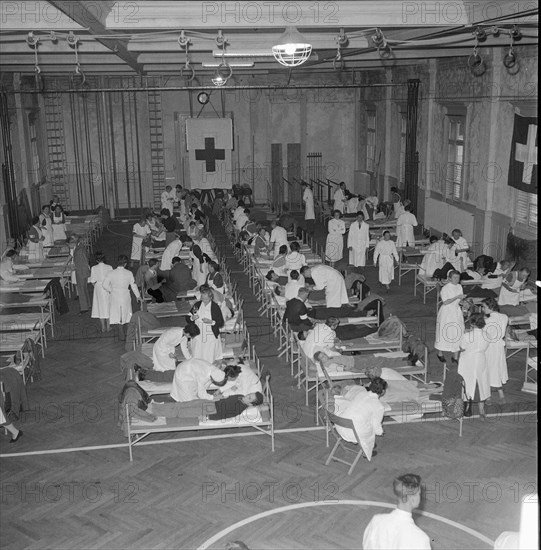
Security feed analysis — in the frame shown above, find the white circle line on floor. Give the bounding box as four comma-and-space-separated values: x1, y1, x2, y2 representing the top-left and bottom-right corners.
196, 500, 495, 550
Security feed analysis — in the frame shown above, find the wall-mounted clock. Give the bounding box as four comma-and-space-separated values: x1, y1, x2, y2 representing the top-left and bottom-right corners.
197, 92, 210, 105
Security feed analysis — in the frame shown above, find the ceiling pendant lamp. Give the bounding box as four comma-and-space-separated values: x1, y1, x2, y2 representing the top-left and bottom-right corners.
272, 27, 312, 67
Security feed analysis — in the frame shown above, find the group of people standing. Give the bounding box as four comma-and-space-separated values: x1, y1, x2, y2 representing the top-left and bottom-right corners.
27, 197, 68, 261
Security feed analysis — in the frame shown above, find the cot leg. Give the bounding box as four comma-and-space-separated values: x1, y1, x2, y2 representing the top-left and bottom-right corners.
128, 437, 133, 462
459, 418, 463, 437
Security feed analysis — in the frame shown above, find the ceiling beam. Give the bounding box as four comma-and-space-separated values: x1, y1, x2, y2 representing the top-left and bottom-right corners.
1, 54, 134, 65
47, 0, 144, 73
105, 0, 536, 29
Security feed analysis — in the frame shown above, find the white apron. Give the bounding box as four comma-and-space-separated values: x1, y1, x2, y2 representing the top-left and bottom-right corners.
484, 312, 509, 387
458, 328, 490, 401
347, 220, 370, 267
435, 283, 465, 353
39, 214, 54, 247
131, 223, 151, 261
191, 251, 209, 287
89, 263, 113, 319
498, 275, 523, 307
191, 301, 223, 363
51, 213, 67, 241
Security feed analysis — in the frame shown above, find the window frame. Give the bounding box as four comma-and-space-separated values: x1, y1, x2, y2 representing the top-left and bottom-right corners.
445, 113, 466, 202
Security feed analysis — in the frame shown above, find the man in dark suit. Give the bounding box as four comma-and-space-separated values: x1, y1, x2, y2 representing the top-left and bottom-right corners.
160, 257, 197, 302
282, 287, 314, 332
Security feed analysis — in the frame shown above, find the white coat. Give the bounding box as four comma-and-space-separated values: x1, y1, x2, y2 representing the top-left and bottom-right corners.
190, 300, 223, 363
484, 311, 509, 387
310, 264, 349, 308
161, 190, 175, 216
333, 188, 346, 213
325, 218, 346, 263
152, 328, 192, 372
419, 240, 446, 277
435, 282, 464, 353
102, 266, 140, 325
88, 262, 113, 319
160, 239, 183, 271
373, 239, 399, 285
396, 212, 418, 247
334, 386, 384, 461
347, 220, 370, 267
363, 509, 431, 550
270, 226, 289, 258
458, 328, 490, 401
303, 187, 315, 220
170, 358, 225, 402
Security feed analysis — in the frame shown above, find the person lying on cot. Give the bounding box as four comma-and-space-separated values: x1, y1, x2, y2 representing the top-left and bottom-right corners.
148, 392, 264, 421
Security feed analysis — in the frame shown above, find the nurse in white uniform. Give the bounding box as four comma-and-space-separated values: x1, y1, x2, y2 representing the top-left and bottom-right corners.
88, 252, 113, 332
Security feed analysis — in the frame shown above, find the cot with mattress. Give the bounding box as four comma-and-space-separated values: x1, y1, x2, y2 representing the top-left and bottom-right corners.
123, 356, 274, 460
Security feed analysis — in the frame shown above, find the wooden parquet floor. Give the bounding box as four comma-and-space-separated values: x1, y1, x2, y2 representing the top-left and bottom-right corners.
0, 215, 537, 550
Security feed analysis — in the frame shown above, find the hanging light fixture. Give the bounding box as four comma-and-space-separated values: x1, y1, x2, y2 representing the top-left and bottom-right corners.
272, 27, 312, 67
212, 31, 232, 87
178, 31, 195, 82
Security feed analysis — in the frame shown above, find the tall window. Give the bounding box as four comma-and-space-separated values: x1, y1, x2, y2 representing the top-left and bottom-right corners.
366, 110, 376, 173
399, 112, 407, 185
515, 190, 537, 228
28, 113, 40, 185
446, 115, 465, 200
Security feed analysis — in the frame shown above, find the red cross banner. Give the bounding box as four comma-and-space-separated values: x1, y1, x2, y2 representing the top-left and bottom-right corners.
508, 114, 538, 194
186, 118, 233, 190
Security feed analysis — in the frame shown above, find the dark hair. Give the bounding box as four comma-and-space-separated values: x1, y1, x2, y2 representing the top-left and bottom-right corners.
290, 241, 300, 252
467, 312, 486, 330
448, 270, 460, 279
95, 252, 106, 263
5, 249, 17, 258
209, 261, 220, 272
32, 216, 40, 225
290, 270, 299, 280
265, 270, 275, 281
199, 285, 213, 299
278, 245, 288, 255
444, 236, 455, 246
393, 474, 422, 499
368, 377, 388, 397
250, 392, 264, 406
482, 297, 499, 312
382, 230, 390, 237
171, 256, 181, 265
326, 316, 339, 329
41, 204, 50, 211
429, 236, 438, 243
183, 323, 200, 338
238, 200, 244, 207
452, 228, 461, 235
304, 277, 315, 286
160, 208, 170, 216
244, 209, 250, 214
519, 267, 531, 275
148, 258, 158, 267
117, 255, 129, 265
224, 365, 242, 380
300, 266, 310, 275
332, 209, 342, 218
356, 211, 365, 218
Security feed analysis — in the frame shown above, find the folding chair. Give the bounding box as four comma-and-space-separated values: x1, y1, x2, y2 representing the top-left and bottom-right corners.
325, 410, 367, 475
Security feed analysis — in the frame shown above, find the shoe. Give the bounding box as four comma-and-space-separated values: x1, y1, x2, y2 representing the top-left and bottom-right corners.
464, 402, 473, 417
10, 431, 23, 443
436, 355, 446, 363
79, 310, 88, 315
371, 451, 378, 458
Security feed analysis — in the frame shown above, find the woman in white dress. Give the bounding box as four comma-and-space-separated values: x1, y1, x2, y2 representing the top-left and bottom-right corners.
27, 217, 45, 262
396, 205, 418, 248
457, 313, 490, 418
325, 210, 346, 266
419, 236, 446, 278
131, 216, 151, 264
39, 205, 54, 247
88, 252, 113, 332
147, 214, 166, 247
285, 241, 306, 273
51, 205, 67, 242
189, 286, 224, 363
332, 182, 347, 213
482, 297, 509, 402
498, 268, 531, 307
152, 323, 200, 372
435, 270, 465, 363
373, 231, 399, 289
302, 183, 315, 233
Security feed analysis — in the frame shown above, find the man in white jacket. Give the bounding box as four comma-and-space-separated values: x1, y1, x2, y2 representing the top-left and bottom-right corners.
347, 212, 370, 267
